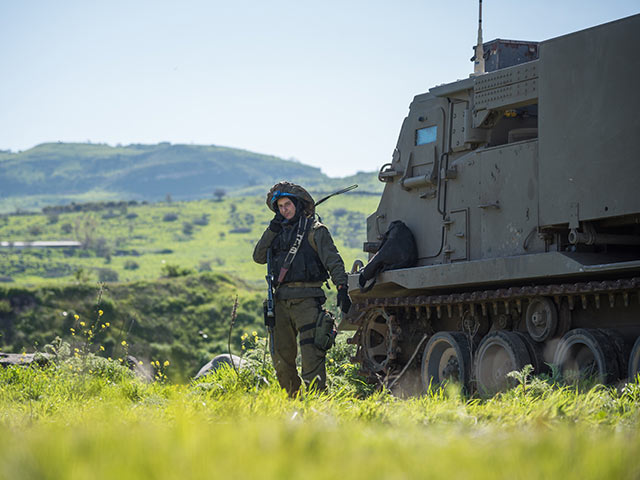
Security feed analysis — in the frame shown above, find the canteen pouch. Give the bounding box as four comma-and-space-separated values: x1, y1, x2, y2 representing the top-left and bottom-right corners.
314, 309, 337, 351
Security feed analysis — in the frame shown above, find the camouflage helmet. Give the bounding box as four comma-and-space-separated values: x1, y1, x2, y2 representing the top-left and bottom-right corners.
266, 181, 315, 216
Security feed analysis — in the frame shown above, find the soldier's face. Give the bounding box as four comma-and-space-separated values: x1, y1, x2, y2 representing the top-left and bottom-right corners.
277, 197, 296, 220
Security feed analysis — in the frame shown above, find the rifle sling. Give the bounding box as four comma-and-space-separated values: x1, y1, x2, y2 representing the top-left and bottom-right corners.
277, 216, 310, 284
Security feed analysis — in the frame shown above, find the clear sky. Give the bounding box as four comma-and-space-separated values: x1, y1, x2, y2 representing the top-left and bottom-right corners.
1, 1, 638, 177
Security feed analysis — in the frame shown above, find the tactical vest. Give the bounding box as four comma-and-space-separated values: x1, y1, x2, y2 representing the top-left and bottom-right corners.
270, 221, 328, 286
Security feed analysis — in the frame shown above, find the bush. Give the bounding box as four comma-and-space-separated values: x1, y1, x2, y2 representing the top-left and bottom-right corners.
28, 224, 43, 236
124, 260, 140, 270
161, 264, 193, 278
163, 213, 178, 222
198, 260, 212, 272
61, 222, 73, 234
97, 268, 119, 282
93, 237, 111, 258
182, 222, 194, 235
193, 214, 209, 226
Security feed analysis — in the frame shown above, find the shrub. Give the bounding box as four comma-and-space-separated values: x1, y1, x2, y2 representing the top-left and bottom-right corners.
93, 237, 111, 258
163, 213, 178, 222
198, 260, 212, 272
193, 214, 210, 226
97, 268, 119, 282
161, 264, 193, 278
124, 260, 140, 270
28, 224, 43, 236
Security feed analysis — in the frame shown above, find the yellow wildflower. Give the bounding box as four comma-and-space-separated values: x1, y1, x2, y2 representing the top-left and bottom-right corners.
99, 346, 105, 351
105, 322, 110, 327
98, 309, 104, 316
74, 314, 79, 321
79, 321, 85, 327
121, 340, 127, 346
252, 331, 258, 337
163, 360, 170, 367
138, 361, 143, 365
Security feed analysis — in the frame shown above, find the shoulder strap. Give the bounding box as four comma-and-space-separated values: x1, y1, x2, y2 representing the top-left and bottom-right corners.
308, 227, 317, 252
277, 216, 311, 283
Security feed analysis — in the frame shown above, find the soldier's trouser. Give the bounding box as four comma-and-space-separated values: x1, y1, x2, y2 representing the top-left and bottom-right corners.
272, 297, 326, 396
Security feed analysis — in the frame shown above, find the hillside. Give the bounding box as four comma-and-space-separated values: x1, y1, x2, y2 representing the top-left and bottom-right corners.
0, 194, 379, 287
0, 142, 382, 212
0, 273, 264, 381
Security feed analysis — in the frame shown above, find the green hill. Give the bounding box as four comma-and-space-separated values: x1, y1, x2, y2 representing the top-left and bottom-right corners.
0, 273, 264, 381
0, 142, 382, 212
0, 194, 379, 286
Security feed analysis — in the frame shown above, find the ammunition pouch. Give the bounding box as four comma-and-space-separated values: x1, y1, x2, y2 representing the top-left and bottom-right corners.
313, 309, 337, 351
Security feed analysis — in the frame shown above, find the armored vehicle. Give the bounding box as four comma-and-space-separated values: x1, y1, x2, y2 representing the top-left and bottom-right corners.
345, 14, 640, 393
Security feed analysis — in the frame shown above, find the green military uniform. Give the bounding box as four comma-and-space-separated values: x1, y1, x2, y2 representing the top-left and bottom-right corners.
253, 183, 347, 395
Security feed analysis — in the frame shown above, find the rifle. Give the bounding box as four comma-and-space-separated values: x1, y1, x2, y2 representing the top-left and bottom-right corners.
264, 249, 276, 329
315, 184, 358, 208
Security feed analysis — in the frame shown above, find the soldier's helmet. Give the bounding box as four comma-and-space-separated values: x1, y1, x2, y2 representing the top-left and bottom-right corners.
266, 182, 315, 217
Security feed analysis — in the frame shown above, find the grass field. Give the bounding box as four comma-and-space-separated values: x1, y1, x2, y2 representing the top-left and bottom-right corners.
0, 193, 379, 287
1, 339, 639, 480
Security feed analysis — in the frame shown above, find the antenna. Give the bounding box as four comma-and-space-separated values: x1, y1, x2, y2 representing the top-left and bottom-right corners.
473, 0, 485, 75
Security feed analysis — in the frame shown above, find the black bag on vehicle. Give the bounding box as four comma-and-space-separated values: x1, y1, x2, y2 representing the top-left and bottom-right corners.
358, 220, 418, 293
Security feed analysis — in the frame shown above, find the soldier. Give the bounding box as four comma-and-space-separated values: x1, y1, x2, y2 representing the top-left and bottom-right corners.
253, 182, 351, 396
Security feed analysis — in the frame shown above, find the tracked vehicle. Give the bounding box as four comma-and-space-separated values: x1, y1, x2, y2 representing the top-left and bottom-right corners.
344, 13, 640, 394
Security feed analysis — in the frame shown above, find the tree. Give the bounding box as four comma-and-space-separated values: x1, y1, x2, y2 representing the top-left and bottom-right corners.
213, 188, 226, 202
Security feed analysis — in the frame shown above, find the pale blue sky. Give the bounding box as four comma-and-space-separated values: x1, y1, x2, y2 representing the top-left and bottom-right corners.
1, 1, 638, 176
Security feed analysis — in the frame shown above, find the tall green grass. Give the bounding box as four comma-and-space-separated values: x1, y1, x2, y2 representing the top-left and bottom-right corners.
1, 343, 639, 480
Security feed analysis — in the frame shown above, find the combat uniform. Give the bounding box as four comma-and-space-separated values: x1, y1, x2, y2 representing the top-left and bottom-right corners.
253, 185, 348, 395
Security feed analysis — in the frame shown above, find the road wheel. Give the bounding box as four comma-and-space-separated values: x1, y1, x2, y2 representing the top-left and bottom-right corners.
552, 328, 620, 384
474, 331, 532, 395
421, 331, 472, 392
513, 331, 549, 375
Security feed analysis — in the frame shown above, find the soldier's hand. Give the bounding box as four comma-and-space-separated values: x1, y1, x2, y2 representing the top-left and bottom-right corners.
269, 212, 285, 233
337, 285, 352, 314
